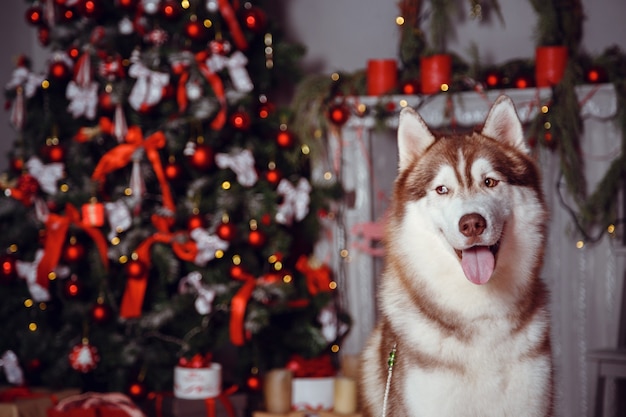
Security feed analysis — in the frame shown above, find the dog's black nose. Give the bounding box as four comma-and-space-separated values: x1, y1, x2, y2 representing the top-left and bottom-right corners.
459, 213, 486, 237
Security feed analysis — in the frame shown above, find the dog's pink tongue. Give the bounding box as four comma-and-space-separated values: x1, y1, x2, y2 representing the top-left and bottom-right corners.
461, 246, 494, 285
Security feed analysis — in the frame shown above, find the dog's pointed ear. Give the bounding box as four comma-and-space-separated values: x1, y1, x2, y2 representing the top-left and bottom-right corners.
481, 95, 528, 153
397, 107, 436, 171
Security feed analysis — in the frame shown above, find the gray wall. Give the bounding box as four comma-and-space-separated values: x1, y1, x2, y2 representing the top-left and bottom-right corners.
1, 0, 625, 171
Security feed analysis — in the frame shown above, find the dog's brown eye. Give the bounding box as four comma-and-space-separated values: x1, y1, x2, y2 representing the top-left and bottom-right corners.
484, 178, 499, 187
435, 185, 449, 195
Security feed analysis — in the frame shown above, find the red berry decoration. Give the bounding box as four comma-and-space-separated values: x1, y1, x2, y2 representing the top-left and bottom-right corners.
246, 374, 261, 391
68, 46, 81, 60
126, 259, 147, 279
25, 6, 44, 26
484, 71, 501, 88
69, 339, 100, 373
276, 130, 295, 148
43, 143, 66, 163
80, 0, 102, 19
62, 239, 85, 263
230, 265, 245, 279
0, 254, 17, 285
327, 103, 350, 126
248, 230, 265, 247
230, 110, 251, 130
586, 66, 607, 84
514, 75, 532, 89
216, 222, 236, 241
188, 144, 214, 171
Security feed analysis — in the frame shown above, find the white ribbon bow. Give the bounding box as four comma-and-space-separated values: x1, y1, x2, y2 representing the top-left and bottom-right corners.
0, 350, 24, 385
275, 178, 312, 225
190, 228, 229, 266
215, 149, 258, 187
66, 80, 98, 119
207, 51, 253, 93
6, 67, 45, 98
128, 62, 170, 111
16, 249, 50, 302
178, 271, 216, 315
25, 157, 64, 195
105, 200, 132, 241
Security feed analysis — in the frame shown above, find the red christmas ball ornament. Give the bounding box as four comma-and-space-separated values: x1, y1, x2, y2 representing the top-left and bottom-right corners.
69, 340, 100, 373
91, 301, 112, 324
42, 143, 66, 163
62, 240, 85, 263
25, 6, 44, 26
187, 214, 206, 231
161, 0, 181, 19
257, 103, 274, 119
230, 265, 245, 279
164, 160, 183, 181
98, 91, 116, 113
327, 103, 351, 126
116, 0, 137, 10
185, 20, 206, 41
128, 381, 148, 400
64, 275, 82, 298
276, 130, 295, 148
188, 144, 214, 171
9, 157, 24, 173
265, 168, 281, 185
514, 75, 533, 90
401, 80, 420, 95
68, 46, 81, 60
0, 254, 17, 285
484, 71, 501, 89
248, 230, 266, 247
126, 259, 147, 279
38, 27, 50, 46
241, 7, 267, 33
61, 7, 78, 22
586, 66, 608, 84
230, 110, 251, 130
49, 61, 71, 81
79, 0, 102, 19
247, 374, 261, 391
216, 222, 236, 241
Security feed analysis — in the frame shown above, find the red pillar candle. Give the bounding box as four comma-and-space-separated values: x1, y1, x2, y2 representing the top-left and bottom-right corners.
367, 59, 398, 96
535, 46, 568, 87
420, 54, 452, 94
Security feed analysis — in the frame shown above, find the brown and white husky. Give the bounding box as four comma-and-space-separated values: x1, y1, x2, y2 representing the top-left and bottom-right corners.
359, 96, 553, 417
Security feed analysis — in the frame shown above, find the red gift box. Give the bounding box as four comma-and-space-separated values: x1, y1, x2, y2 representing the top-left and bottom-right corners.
146, 387, 246, 417
46, 392, 144, 417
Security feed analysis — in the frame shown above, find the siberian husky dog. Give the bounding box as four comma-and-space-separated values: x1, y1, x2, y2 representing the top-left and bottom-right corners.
359, 96, 553, 417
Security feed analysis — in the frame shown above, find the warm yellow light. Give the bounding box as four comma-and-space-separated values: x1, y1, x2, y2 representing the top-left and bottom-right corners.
576, 240, 584, 249
48, 272, 57, 280
29, 323, 37, 332
331, 344, 340, 353
124, 188, 133, 196
323, 171, 333, 181
181, 0, 190, 9
222, 181, 231, 190
60, 184, 69, 192
203, 19, 212, 28
329, 281, 338, 290
399, 99, 408, 108
340, 249, 349, 258
41, 80, 50, 89
331, 73, 340, 81
440, 84, 449, 92
282, 274, 292, 283
396, 16, 405, 25
119, 255, 129, 263
24, 299, 34, 308
607, 224, 615, 234
274, 261, 283, 271
111, 237, 120, 245
541, 105, 549, 114
215, 250, 224, 259
232, 255, 241, 265
301, 144, 310, 155
544, 122, 551, 129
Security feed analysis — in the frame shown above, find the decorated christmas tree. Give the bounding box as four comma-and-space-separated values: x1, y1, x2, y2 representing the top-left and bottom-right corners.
0, 0, 347, 397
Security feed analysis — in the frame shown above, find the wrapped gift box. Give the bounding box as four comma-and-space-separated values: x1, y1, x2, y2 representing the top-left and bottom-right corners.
291, 377, 335, 412
0, 387, 80, 417
46, 392, 144, 417
145, 392, 247, 417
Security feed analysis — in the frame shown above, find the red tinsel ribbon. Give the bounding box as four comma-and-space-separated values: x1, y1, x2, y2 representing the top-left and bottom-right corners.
217, 0, 248, 51
119, 232, 197, 318
91, 126, 175, 213
37, 204, 109, 290
229, 272, 256, 346
295, 255, 332, 296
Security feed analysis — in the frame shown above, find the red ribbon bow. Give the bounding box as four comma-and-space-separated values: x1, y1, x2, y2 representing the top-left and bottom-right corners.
295, 255, 333, 296
37, 204, 109, 290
